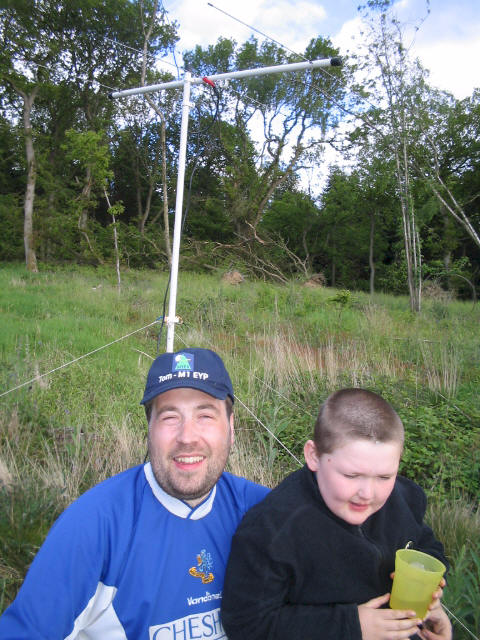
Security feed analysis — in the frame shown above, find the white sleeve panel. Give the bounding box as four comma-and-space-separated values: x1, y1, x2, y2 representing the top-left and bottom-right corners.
64, 582, 126, 640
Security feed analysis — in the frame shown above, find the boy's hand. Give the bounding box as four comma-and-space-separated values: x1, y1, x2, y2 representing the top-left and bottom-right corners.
426, 577, 446, 612
358, 593, 422, 640
418, 605, 452, 640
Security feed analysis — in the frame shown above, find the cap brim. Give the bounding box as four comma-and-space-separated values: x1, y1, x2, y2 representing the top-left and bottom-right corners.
141, 379, 232, 405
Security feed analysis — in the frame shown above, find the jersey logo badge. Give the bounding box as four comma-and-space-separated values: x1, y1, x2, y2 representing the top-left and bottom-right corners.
173, 352, 194, 372
189, 549, 214, 584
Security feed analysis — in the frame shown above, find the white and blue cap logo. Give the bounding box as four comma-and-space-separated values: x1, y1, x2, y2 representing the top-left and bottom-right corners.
173, 352, 194, 372
141, 347, 234, 405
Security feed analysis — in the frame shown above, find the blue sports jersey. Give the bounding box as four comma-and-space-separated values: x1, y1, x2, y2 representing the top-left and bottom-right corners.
0, 463, 269, 639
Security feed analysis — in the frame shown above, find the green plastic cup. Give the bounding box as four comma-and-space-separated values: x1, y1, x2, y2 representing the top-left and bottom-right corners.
390, 549, 446, 619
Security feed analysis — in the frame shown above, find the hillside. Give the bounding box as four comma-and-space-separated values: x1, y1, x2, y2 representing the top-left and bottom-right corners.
0, 264, 479, 634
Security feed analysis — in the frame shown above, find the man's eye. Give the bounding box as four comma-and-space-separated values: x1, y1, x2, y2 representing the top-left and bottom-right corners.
161, 414, 179, 422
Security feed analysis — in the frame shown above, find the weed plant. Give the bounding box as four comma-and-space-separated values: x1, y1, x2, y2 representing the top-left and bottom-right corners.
1, 264, 479, 631
426, 500, 480, 639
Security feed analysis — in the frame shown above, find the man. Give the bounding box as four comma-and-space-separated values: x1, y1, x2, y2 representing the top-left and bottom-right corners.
0, 348, 269, 639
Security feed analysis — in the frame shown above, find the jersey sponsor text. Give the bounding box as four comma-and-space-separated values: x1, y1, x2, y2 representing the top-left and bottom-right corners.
149, 608, 226, 639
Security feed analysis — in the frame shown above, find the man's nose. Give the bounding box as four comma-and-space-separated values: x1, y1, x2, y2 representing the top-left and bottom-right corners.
177, 415, 198, 443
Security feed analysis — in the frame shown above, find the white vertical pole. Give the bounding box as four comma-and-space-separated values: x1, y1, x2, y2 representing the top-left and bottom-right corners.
166, 71, 192, 352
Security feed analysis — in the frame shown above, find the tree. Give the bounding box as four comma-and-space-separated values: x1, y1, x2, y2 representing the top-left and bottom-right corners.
110, 89, 180, 265
63, 129, 112, 260
261, 190, 321, 276
0, 0, 178, 268
361, 169, 397, 295
0, 1, 56, 271
139, 0, 179, 263
318, 168, 368, 288
351, 134, 402, 294
353, 0, 433, 310
413, 89, 480, 252
0, 116, 24, 260
183, 36, 345, 244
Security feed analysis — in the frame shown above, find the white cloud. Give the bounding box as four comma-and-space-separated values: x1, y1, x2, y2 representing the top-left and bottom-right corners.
330, 9, 480, 101
395, 0, 480, 99
256, 1, 328, 51
170, 0, 328, 55
414, 36, 480, 99
331, 16, 364, 57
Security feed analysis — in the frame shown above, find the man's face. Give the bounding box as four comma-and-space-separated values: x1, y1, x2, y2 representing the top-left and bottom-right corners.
304, 438, 401, 525
148, 387, 234, 506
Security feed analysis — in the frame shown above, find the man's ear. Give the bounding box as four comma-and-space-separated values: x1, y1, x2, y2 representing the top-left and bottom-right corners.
229, 413, 235, 447
304, 440, 320, 472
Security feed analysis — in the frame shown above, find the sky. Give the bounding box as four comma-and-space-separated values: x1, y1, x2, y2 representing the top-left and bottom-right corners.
161, 0, 480, 100
154, 0, 480, 194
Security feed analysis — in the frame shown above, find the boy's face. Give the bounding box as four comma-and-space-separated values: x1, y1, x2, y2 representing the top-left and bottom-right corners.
304, 438, 402, 525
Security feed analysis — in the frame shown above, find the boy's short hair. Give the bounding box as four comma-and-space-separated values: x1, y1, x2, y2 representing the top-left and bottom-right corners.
313, 388, 404, 454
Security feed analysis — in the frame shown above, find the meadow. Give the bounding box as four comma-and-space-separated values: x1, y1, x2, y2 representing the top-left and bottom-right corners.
0, 263, 479, 637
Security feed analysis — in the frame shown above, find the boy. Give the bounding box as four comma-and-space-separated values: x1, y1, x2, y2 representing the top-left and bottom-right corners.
221, 388, 451, 640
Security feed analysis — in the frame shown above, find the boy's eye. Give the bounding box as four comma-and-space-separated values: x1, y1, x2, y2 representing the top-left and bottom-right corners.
379, 475, 393, 481
343, 474, 358, 479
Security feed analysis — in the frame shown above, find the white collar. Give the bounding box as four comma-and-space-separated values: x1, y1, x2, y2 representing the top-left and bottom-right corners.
144, 462, 216, 520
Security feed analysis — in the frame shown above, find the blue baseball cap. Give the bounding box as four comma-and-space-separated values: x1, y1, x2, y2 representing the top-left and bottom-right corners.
141, 348, 234, 405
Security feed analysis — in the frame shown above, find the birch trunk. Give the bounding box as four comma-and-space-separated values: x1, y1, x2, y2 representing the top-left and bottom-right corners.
17, 86, 39, 272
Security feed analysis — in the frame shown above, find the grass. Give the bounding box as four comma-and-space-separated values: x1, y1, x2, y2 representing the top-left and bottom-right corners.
0, 262, 479, 636
427, 499, 480, 639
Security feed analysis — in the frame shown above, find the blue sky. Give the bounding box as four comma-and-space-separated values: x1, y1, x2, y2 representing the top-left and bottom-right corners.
162, 0, 480, 99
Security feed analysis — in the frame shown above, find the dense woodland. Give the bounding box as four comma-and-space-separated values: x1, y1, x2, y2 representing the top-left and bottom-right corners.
1, 0, 479, 309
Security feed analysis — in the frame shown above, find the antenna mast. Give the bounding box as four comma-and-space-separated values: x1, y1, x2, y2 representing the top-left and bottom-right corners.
110, 57, 342, 352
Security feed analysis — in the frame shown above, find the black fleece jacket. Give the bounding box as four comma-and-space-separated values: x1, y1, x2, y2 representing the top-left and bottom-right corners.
221, 465, 447, 640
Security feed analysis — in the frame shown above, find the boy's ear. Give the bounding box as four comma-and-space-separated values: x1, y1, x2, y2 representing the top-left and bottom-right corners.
304, 440, 320, 471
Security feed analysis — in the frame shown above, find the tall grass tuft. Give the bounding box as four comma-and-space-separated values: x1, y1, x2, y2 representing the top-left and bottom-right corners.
443, 546, 480, 640
427, 500, 480, 640
427, 499, 480, 561
0, 403, 147, 607
420, 342, 461, 399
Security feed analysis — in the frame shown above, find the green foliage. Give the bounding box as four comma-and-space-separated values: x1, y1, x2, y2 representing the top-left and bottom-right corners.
0, 0, 179, 267
327, 289, 354, 308
0, 196, 23, 261
63, 129, 112, 188
108, 202, 125, 220
0, 263, 479, 623
443, 546, 480, 640
0, 0, 479, 300
252, 398, 317, 468
400, 403, 480, 500
377, 258, 409, 295
182, 34, 345, 246
0, 484, 63, 607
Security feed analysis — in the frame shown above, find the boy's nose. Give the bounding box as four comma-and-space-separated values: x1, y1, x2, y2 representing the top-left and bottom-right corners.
357, 479, 374, 499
